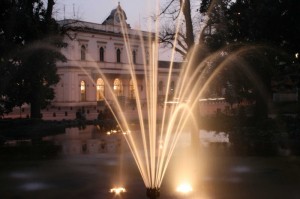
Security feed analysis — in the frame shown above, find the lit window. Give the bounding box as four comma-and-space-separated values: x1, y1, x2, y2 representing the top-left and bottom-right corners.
129, 79, 135, 99
113, 78, 123, 96
96, 78, 105, 101
170, 81, 175, 94
80, 80, 86, 101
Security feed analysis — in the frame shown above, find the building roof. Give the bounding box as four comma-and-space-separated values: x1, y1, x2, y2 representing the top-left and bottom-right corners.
158, 61, 182, 69
102, 3, 130, 28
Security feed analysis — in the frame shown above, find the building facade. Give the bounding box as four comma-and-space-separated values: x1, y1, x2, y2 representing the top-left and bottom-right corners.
54, 4, 180, 108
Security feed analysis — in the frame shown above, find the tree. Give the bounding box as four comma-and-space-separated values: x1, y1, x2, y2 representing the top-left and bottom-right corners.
218, 0, 300, 117
157, 0, 221, 148
168, 0, 300, 118
158, 0, 195, 57
0, 0, 66, 118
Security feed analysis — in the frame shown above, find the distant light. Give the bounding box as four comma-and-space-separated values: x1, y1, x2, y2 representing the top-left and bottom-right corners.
176, 183, 193, 194
199, 97, 225, 102
110, 187, 126, 195
123, 130, 131, 135
296, 53, 299, 59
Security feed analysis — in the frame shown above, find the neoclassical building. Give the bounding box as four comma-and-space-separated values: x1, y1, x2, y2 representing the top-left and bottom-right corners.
54, 4, 180, 108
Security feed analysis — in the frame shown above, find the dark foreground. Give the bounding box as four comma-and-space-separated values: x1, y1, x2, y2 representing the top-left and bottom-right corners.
1, 150, 300, 199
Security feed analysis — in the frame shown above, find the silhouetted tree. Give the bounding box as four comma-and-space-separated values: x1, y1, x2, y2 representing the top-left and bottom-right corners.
138, 1, 300, 119
0, 0, 66, 118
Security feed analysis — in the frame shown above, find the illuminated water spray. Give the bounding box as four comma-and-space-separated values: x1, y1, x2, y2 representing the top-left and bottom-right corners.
77, 1, 256, 198
75, 3, 203, 198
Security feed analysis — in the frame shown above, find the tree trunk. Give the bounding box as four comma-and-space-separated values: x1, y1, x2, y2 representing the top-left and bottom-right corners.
45, 0, 55, 22
30, 92, 42, 119
180, 0, 194, 49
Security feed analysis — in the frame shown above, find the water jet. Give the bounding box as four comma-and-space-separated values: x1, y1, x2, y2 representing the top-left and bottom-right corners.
146, 187, 160, 199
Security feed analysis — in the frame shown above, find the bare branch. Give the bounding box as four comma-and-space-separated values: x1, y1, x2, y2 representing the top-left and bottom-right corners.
159, 0, 176, 16
177, 38, 188, 52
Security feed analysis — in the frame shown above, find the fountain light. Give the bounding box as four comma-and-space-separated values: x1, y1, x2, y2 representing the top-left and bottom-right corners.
110, 187, 126, 195
176, 183, 193, 194
146, 187, 160, 199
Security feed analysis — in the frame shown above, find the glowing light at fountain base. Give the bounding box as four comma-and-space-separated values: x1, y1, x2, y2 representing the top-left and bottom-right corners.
110, 187, 126, 195
176, 183, 193, 194
146, 187, 160, 199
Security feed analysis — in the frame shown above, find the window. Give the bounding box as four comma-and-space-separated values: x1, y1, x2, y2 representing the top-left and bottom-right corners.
170, 81, 175, 94
80, 80, 86, 101
81, 45, 86, 60
113, 78, 123, 96
132, 50, 136, 64
116, 49, 121, 63
146, 52, 149, 65
158, 81, 163, 93
96, 78, 105, 101
129, 79, 135, 99
99, 47, 104, 62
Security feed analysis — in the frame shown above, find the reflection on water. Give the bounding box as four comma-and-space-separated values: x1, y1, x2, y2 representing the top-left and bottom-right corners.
43, 125, 124, 155
231, 166, 252, 173
1, 125, 300, 199
200, 130, 229, 146
10, 171, 34, 179
20, 182, 51, 191
42, 125, 230, 156
2, 124, 230, 157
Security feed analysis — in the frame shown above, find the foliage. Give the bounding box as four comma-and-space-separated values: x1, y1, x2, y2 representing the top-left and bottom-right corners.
234, 0, 298, 114
226, 0, 300, 59
199, 111, 300, 156
229, 117, 286, 156
0, 0, 66, 118
158, 0, 300, 118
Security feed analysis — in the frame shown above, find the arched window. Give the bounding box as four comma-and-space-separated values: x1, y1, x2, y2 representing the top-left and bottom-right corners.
81, 45, 86, 60
129, 79, 135, 99
99, 47, 104, 62
132, 50, 136, 64
116, 49, 121, 63
158, 81, 163, 93
80, 80, 86, 101
113, 78, 123, 96
96, 78, 105, 101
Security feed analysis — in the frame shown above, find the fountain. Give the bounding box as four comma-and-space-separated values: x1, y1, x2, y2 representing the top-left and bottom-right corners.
146, 187, 160, 199
78, 3, 220, 198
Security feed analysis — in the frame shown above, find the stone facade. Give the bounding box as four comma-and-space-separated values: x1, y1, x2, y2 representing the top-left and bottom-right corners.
53, 4, 180, 107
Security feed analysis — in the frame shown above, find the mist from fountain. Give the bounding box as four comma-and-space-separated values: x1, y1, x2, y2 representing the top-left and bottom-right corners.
76, 1, 268, 196
76, 7, 207, 193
